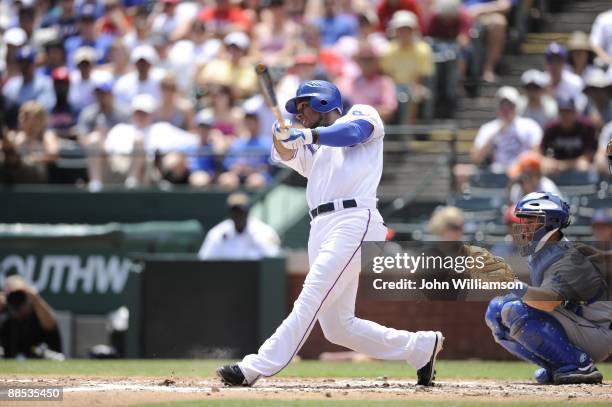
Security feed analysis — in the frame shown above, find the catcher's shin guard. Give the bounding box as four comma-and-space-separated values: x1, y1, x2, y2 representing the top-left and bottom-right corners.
500, 301, 592, 372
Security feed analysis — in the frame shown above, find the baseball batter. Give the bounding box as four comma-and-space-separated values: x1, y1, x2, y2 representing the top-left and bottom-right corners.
217, 80, 443, 387
485, 192, 612, 385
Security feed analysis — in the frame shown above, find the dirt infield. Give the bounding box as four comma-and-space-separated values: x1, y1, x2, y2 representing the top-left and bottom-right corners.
2, 375, 612, 406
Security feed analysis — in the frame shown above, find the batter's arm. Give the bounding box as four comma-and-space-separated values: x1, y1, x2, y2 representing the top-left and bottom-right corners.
314, 120, 374, 147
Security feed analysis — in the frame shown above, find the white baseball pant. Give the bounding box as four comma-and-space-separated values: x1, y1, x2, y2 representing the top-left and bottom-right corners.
239, 207, 438, 384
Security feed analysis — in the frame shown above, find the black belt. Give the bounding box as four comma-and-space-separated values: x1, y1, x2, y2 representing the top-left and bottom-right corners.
310, 199, 357, 219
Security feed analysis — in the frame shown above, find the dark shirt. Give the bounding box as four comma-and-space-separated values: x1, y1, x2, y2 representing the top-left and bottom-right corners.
49, 102, 79, 137
541, 118, 598, 160
1, 311, 62, 358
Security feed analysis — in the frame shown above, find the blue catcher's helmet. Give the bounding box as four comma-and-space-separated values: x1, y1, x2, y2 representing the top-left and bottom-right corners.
512, 192, 571, 256
285, 80, 343, 115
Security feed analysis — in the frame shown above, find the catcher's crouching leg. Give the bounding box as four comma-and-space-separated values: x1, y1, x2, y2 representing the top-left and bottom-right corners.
500, 301, 593, 374
485, 297, 551, 370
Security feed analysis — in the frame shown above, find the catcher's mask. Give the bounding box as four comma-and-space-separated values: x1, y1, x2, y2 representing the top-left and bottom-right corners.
512, 192, 570, 256
607, 139, 611, 175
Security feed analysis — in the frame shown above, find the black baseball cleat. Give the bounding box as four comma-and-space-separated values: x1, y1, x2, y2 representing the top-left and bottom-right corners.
216, 364, 249, 387
553, 364, 603, 385
417, 331, 444, 386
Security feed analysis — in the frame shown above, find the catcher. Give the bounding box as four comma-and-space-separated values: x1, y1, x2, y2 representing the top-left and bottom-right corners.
479, 192, 612, 385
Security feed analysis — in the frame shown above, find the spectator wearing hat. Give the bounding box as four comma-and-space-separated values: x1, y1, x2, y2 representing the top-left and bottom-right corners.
381, 10, 433, 124
591, 209, 612, 243
252, 0, 301, 67
64, 5, 113, 68
0, 101, 59, 183
1, 27, 28, 79
68, 46, 99, 112
48, 66, 78, 139
2, 47, 56, 129
197, 31, 258, 99
77, 73, 128, 191
155, 73, 194, 130
567, 31, 598, 82
590, 8, 612, 66
517, 69, 557, 129
104, 94, 198, 188
218, 108, 272, 190
103, 94, 158, 188
40, 0, 79, 40
198, 192, 280, 260
113, 44, 164, 108
309, 0, 358, 47
542, 42, 585, 107
582, 69, 612, 129
336, 44, 397, 122
471, 86, 542, 173
464, 0, 513, 83
182, 110, 222, 187
376, 0, 424, 34
506, 151, 561, 205
197, 0, 253, 37
540, 95, 598, 174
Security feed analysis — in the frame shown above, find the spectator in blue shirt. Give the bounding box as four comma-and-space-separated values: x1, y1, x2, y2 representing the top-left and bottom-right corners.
64, 5, 113, 68
41, 0, 80, 40
2, 47, 56, 130
218, 110, 271, 190
185, 110, 218, 187
310, 0, 358, 47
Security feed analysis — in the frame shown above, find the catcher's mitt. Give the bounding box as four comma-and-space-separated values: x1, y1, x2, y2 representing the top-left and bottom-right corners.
463, 245, 517, 283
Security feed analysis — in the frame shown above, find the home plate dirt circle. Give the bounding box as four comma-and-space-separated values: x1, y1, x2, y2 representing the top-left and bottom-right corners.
3, 376, 611, 406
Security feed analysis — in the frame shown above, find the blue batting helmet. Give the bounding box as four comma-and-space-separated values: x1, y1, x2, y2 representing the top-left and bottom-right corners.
285, 80, 342, 115
512, 192, 571, 256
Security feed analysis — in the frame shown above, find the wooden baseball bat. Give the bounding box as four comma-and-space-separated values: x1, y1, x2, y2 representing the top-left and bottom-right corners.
255, 63, 288, 129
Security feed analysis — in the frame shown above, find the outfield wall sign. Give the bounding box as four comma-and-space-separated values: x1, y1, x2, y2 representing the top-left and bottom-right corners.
0, 254, 136, 294
0, 251, 141, 314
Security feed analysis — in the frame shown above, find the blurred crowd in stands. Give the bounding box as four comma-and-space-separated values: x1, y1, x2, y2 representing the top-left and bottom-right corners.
0, 0, 610, 195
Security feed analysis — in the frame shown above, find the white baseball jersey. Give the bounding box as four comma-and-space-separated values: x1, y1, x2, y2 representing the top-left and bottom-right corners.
239, 103, 438, 384
272, 104, 384, 209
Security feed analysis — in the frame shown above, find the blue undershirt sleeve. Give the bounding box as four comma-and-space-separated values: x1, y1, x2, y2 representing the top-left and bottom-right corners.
316, 119, 374, 147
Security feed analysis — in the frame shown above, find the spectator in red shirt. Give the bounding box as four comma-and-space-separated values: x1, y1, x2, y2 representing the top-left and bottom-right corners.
377, 0, 424, 33
541, 96, 598, 174
198, 0, 253, 36
96, 0, 131, 37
